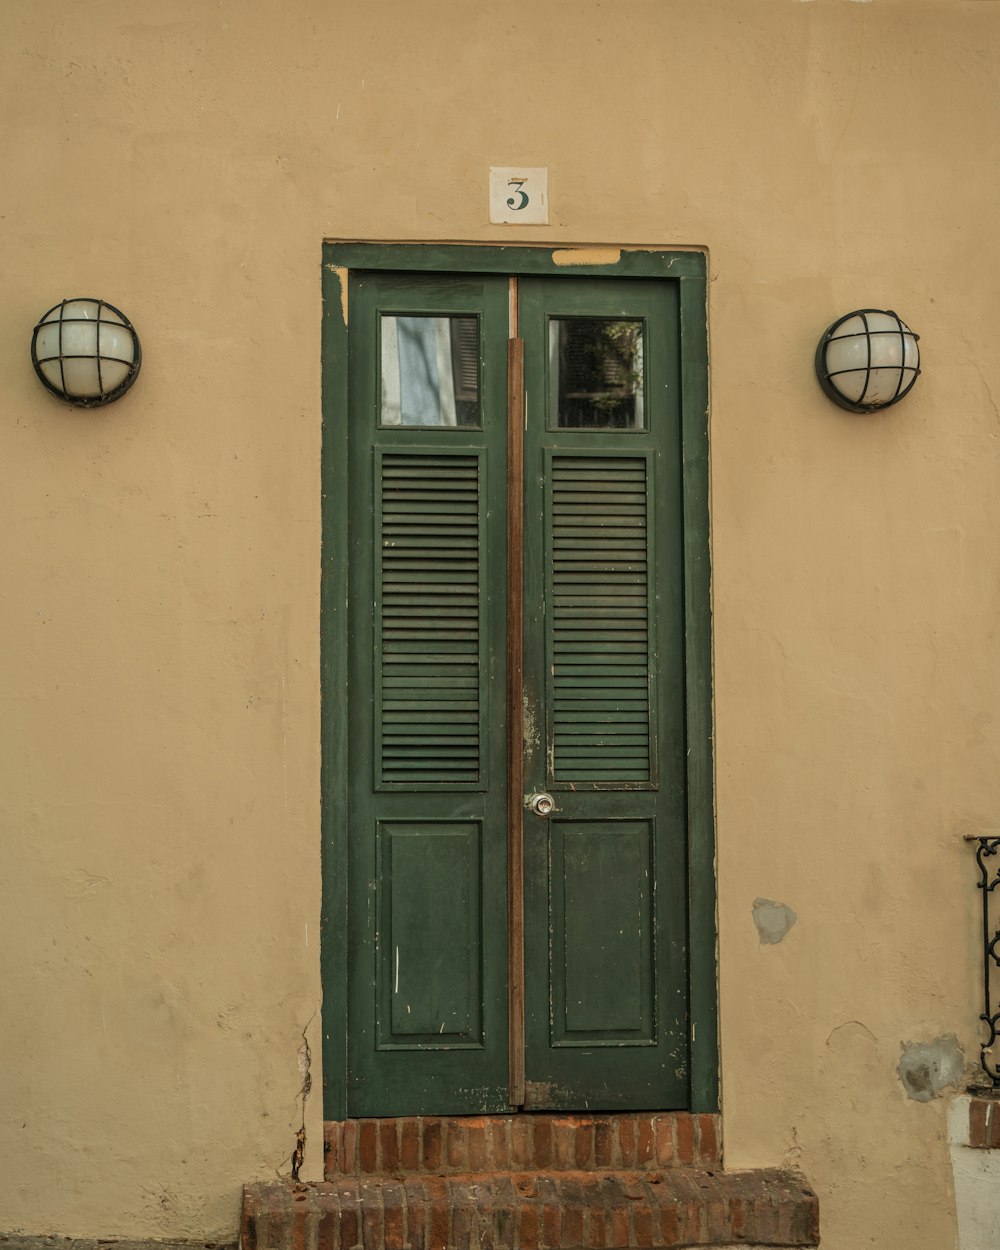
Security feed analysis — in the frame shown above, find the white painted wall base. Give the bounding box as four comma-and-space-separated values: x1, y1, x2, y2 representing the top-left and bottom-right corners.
949, 1096, 1000, 1250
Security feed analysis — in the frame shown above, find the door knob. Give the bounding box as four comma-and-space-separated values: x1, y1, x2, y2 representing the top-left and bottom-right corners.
527, 792, 556, 816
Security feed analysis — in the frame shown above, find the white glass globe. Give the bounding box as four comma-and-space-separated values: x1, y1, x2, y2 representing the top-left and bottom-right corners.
818, 310, 919, 411
32, 299, 140, 405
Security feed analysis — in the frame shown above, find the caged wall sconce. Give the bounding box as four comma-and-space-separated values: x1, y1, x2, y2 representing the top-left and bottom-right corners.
31, 298, 141, 407
815, 309, 920, 413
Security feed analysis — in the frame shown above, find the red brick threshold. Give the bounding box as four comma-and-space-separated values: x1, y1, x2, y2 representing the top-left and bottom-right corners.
324, 1115, 722, 1178
242, 1168, 819, 1249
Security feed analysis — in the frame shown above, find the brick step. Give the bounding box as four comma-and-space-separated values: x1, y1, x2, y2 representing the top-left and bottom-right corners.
242, 1169, 819, 1250
324, 1115, 721, 1179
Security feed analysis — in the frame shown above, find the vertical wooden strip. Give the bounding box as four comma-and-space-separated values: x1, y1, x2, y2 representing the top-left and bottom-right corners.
679, 269, 718, 1114
320, 250, 352, 1119
507, 334, 526, 1107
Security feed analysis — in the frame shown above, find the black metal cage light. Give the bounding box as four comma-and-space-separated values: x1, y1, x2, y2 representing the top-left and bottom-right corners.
815, 309, 920, 413
31, 298, 141, 407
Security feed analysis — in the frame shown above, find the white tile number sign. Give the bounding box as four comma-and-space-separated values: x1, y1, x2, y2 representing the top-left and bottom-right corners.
489, 167, 548, 225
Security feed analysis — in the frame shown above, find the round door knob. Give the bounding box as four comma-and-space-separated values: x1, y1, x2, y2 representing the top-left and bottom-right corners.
528, 792, 555, 816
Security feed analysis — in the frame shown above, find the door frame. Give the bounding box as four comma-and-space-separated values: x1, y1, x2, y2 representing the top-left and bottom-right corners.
320, 242, 716, 1119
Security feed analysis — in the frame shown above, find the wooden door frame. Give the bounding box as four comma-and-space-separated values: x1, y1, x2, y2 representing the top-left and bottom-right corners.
320, 242, 716, 1119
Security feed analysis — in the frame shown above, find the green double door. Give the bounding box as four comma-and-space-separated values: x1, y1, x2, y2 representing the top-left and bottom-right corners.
345, 270, 689, 1115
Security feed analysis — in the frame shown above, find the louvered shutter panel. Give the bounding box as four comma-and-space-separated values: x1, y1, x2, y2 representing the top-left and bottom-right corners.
376, 449, 484, 787
449, 316, 480, 403
548, 453, 655, 784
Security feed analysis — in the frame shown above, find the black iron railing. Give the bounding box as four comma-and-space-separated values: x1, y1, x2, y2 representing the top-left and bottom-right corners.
970, 836, 1000, 1087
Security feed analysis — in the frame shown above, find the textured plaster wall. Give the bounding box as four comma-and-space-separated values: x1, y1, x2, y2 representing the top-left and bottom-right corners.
1, 1, 998, 1247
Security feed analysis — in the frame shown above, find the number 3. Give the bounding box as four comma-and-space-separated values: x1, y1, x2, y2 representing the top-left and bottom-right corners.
506, 178, 529, 211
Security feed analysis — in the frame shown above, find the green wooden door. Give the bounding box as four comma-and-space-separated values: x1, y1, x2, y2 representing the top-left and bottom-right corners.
344, 271, 511, 1115
343, 269, 689, 1115
518, 278, 688, 1110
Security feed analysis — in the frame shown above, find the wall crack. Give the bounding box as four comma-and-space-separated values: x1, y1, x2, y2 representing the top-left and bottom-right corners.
290, 1011, 316, 1182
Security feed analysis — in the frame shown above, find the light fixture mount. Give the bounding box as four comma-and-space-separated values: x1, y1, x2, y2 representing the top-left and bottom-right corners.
31, 298, 141, 408
815, 308, 920, 413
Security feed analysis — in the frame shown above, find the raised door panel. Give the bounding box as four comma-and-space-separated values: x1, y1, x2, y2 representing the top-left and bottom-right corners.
550, 819, 656, 1046
377, 820, 483, 1046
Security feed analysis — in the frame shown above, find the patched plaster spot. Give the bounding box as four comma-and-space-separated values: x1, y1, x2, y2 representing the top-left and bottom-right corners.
551, 247, 622, 267
897, 1034, 965, 1102
752, 897, 797, 944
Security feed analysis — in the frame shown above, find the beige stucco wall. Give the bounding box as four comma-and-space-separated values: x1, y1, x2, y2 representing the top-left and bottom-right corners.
2, 1, 998, 1246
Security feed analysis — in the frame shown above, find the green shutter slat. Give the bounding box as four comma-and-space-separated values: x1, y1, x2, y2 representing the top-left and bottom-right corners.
553, 671, 648, 681
554, 707, 650, 719
382, 746, 480, 752
558, 742, 651, 753
552, 607, 648, 617
552, 642, 648, 655
554, 527, 646, 538
384, 698, 480, 709
384, 593, 480, 604
383, 660, 478, 669
554, 595, 647, 604
383, 676, 478, 686
549, 453, 654, 785
555, 565, 650, 572
376, 450, 483, 786
384, 624, 479, 636
383, 536, 478, 548
382, 723, 479, 731
555, 705, 650, 715
383, 639, 478, 651
556, 731, 649, 743
554, 627, 648, 638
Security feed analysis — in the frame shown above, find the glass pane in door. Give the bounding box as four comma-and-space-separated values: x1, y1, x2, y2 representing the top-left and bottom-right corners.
549, 318, 645, 429
380, 315, 480, 427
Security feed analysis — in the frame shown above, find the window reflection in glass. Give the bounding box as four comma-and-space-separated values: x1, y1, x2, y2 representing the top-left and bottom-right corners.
380, 315, 479, 427
549, 318, 645, 429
